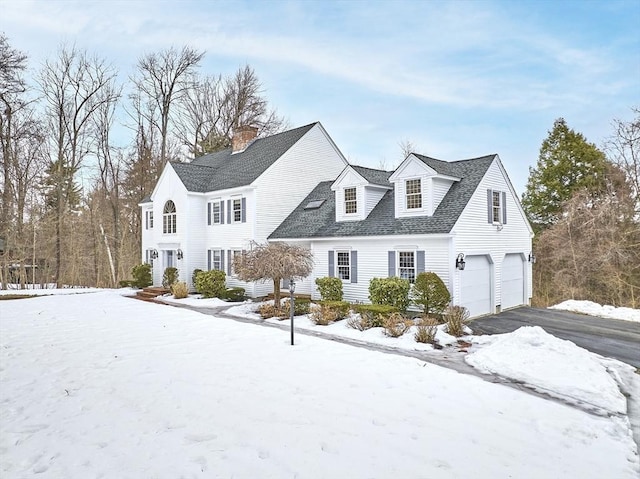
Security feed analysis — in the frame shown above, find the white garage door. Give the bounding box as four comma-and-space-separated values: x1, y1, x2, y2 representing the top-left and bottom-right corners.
501, 254, 525, 310
460, 255, 492, 318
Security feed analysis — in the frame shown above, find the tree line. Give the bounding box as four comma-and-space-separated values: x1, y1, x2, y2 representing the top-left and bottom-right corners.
522, 113, 639, 308
0, 34, 285, 289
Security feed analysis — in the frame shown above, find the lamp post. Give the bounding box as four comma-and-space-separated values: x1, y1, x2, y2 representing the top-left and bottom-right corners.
289, 279, 296, 346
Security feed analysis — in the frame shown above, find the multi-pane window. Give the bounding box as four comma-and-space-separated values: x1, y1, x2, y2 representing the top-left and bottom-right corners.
163, 200, 177, 234
233, 199, 242, 223
344, 187, 357, 214
145, 211, 153, 229
405, 179, 422, 209
398, 251, 416, 283
492, 191, 502, 223
212, 202, 221, 224
211, 249, 222, 270
336, 251, 350, 280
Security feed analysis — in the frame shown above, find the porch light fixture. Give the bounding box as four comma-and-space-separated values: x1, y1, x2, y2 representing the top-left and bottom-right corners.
455, 253, 466, 271
528, 252, 536, 263
177, 249, 183, 260
289, 279, 296, 346
150, 249, 158, 260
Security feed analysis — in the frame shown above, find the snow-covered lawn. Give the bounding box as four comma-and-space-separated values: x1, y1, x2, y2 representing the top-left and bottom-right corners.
550, 299, 640, 323
1, 290, 639, 478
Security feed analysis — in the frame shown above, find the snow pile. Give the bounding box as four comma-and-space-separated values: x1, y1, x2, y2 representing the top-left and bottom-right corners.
550, 299, 640, 323
159, 294, 236, 308
467, 326, 627, 415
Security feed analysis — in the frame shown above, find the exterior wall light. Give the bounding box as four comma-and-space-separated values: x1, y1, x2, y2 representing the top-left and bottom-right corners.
150, 249, 158, 260
528, 252, 536, 263
455, 253, 466, 270
177, 249, 184, 260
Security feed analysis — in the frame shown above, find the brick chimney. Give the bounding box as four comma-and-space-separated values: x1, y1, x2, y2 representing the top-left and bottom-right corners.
231, 126, 258, 153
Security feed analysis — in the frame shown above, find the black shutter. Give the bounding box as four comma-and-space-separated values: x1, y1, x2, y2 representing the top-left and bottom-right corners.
416, 250, 425, 274
220, 201, 224, 224
351, 251, 358, 283
241, 197, 246, 223
207, 203, 211, 226
227, 200, 232, 224
502, 191, 507, 224
388, 251, 395, 277
487, 189, 493, 223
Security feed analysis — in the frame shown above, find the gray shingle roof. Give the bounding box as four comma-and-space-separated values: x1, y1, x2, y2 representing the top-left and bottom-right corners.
269, 154, 496, 239
170, 123, 317, 193
350, 165, 393, 186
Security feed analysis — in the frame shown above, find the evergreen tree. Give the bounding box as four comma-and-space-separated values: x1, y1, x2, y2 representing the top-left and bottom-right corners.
522, 118, 609, 232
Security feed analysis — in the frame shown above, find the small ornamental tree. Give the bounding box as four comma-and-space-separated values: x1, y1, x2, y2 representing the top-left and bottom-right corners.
412, 272, 451, 316
233, 242, 314, 308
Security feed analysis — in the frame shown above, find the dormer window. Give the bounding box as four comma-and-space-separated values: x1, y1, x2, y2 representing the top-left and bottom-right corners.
405, 179, 422, 209
344, 187, 357, 214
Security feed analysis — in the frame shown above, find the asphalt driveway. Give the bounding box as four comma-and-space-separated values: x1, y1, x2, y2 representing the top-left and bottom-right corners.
470, 307, 640, 368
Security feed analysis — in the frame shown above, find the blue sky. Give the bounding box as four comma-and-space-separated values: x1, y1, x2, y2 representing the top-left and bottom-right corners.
2, 0, 639, 195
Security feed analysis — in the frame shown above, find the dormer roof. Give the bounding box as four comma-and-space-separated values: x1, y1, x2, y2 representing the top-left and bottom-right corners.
269, 154, 496, 239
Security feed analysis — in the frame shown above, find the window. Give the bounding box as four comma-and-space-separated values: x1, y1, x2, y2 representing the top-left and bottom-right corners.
344, 187, 357, 214
233, 199, 242, 223
336, 251, 350, 280
492, 191, 502, 223
145, 211, 153, 229
304, 199, 325, 210
398, 251, 416, 283
212, 202, 221, 224
165, 250, 175, 268
405, 179, 422, 209
210, 250, 222, 270
163, 200, 177, 234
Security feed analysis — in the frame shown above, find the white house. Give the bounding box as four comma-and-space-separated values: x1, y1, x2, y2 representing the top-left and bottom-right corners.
141, 124, 534, 318
139, 122, 349, 296
269, 153, 534, 318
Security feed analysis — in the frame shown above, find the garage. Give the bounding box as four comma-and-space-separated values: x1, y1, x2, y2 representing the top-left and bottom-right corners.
501, 253, 525, 310
460, 255, 492, 318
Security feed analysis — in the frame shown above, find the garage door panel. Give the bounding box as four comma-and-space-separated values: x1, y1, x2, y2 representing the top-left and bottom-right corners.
502, 254, 524, 310
461, 255, 492, 318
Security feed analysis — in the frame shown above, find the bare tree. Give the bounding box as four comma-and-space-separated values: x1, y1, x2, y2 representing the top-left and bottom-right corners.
176, 65, 286, 156
131, 46, 204, 164
233, 242, 314, 308
398, 139, 416, 159
533, 163, 639, 308
39, 44, 119, 286
605, 107, 639, 213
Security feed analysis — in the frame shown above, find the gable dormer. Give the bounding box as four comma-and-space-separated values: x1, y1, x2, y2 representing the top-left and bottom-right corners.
331, 165, 391, 222
389, 154, 460, 218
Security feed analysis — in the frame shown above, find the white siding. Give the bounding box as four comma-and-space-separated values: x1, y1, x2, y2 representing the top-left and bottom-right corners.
451, 158, 533, 313
432, 177, 454, 211
254, 123, 348, 242
364, 186, 387, 217
309, 236, 452, 304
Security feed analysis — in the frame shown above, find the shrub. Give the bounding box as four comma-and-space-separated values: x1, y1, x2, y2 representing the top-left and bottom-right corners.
315, 276, 343, 301
444, 305, 471, 337
118, 280, 134, 288
281, 298, 311, 316
194, 270, 226, 298
192, 269, 203, 291
347, 315, 371, 331
414, 317, 439, 344
223, 287, 246, 302
316, 301, 351, 319
162, 267, 179, 289
368, 277, 410, 311
412, 272, 451, 316
171, 281, 189, 299
382, 312, 413, 338
353, 304, 397, 327
258, 303, 287, 319
132, 263, 152, 289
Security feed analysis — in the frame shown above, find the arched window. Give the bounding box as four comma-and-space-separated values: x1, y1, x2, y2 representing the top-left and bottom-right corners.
163, 200, 177, 234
